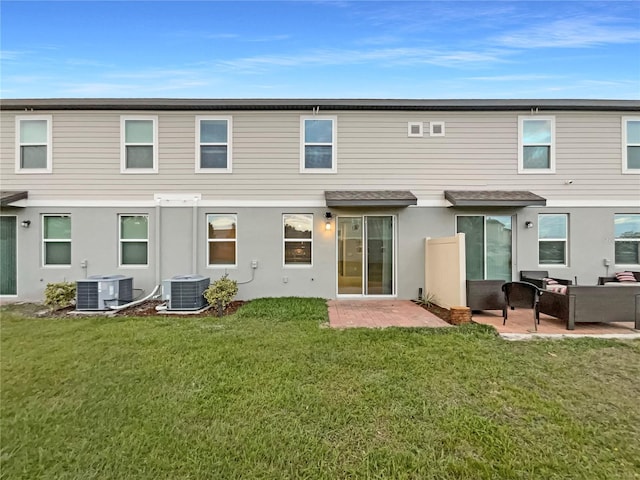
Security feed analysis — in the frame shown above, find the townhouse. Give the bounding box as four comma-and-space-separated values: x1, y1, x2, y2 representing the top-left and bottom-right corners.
1, 98, 639, 302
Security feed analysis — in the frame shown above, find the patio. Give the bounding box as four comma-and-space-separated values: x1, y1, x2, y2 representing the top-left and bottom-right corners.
328, 300, 640, 338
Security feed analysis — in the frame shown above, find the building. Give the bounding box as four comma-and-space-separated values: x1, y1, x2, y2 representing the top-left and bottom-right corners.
1, 98, 639, 302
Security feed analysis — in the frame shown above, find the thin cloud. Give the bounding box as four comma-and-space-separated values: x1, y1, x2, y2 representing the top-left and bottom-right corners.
496, 16, 640, 48
215, 46, 510, 73
468, 74, 561, 82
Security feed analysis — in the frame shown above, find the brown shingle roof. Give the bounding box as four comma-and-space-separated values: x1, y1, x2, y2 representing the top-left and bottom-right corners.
325, 190, 417, 207
444, 190, 546, 207
0, 191, 28, 207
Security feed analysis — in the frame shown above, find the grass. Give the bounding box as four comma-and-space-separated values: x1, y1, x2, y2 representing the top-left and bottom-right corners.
1, 297, 639, 479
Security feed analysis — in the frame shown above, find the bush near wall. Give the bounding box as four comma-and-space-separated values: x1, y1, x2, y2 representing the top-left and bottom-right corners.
44, 282, 76, 309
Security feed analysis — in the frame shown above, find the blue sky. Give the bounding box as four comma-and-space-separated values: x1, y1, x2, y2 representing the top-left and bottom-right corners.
1, 1, 639, 99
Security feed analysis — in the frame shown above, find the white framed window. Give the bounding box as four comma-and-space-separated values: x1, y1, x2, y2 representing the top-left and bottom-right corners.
622, 117, 640, 174
283, 214, 313, 266
538, 214, 568, 266
407, 122, 423, 137
207, 214, 237, 267
430, 121, 445, 137
15, 115, 52, 173
518, 116, 555, 173
120, 116, 158, 173
196, 116, 232, 173
300, 116, 337, 173
42, 215, 71, 266
119, 215, 149, 266
614, 214, 640, 265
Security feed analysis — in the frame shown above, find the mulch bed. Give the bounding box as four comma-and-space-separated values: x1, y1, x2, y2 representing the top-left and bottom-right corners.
39, 300, 247, 318
413, 302, 451, 323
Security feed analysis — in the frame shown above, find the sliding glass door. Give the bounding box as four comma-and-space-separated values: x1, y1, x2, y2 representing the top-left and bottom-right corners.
337, 215, 395, 296
456, 215, 512, 282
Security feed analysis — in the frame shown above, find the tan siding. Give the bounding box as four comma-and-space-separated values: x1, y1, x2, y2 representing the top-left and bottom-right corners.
1, 109, 638, 202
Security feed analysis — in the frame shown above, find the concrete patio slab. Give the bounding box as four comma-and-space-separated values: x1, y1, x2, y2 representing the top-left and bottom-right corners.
471, 308, 640, 338
328, 300, 451, 329
327, 300, 640, 339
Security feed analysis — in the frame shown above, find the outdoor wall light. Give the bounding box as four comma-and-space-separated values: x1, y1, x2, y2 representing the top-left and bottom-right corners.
525, 221, 534, 229
21, 220, 31, 228
325, 212, 333, 231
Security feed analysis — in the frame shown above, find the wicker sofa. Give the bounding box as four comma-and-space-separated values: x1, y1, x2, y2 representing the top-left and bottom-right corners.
466, 280, 506, 311
538, 285, 640, 330
597, 271, 640, 285
520, 270, 573, 289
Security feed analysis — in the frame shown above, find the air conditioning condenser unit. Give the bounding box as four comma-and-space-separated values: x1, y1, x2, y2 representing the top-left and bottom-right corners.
76, 275, 134, 311
162, 274, 210, 311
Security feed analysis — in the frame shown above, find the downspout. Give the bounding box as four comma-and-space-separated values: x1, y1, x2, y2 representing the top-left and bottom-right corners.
155, 198, 161, 285
192, 196, 198, 273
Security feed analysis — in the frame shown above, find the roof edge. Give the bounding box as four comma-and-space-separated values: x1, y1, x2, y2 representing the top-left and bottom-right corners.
2, 98, 639, 112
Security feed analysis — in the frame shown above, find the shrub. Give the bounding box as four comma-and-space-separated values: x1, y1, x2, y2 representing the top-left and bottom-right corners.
44, 282, 76, 309
416, 291, 438, 308
204, 274, 238, 316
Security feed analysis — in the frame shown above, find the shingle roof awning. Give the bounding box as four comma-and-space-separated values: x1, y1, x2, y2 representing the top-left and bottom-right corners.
444, 190, 546, 207
325, 190, 417, 207
0, 191, 28, 207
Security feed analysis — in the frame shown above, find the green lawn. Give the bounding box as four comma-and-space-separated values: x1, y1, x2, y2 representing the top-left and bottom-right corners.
2, 298, 639, 479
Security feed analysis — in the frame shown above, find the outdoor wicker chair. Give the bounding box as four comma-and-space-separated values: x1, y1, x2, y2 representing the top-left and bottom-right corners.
501, 281, 540, 330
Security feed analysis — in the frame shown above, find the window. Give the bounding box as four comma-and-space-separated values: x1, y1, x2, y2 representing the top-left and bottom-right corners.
16, 115, 52, 173
121, 116, 157, 173
623, 117, 640, 174
407, 122, 423, 137
207, 214, 237, 266
300, 116, 337, 173
538, 214, 568, 266
43, 215, 71, 266
614, 214, 640, 265
284, 214, 313, 266
119, 215, 148, 266
196, 116, 232, 172
519, 116, 555, 173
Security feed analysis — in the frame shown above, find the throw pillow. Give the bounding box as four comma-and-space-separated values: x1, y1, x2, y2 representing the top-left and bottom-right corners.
543, 278, 558, 284
615, 271, 638, 283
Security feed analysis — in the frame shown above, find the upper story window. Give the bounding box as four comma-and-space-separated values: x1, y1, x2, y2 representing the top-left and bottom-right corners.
283, 214, 313, 266
119, 215, 149, 266
207, 214, 237, 267
518, 116, 555, 174
196, 116, 232, 173
121, 116, 158, 173
614, 214, 640, 265
538, 214, 567, 266
622, 117, 640, 174
300, 116, 337, 173
42, 215, 71, 266
16, 115, 52, 173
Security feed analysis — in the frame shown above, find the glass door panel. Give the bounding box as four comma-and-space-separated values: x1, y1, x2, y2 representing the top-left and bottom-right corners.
367, 216, 394, 295
486, 216, 512, 282
338, 217, 363, 295
457, 216, 485, 280
457, 215, 512, 282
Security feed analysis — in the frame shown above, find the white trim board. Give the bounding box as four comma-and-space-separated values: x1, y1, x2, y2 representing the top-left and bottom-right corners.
12, 199, 640, 208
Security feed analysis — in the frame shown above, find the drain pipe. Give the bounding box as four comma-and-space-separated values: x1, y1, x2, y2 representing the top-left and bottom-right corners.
109, 284, 162, 311
192, 196, 198, 273
155, 198, 161, 285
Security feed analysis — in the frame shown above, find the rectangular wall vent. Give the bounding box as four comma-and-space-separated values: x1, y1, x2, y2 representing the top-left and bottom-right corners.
407, 122, 423, 137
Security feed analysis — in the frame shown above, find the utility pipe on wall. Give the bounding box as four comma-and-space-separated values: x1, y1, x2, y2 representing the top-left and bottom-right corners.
192, 196, 198, 273
155, 199, 161, 286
